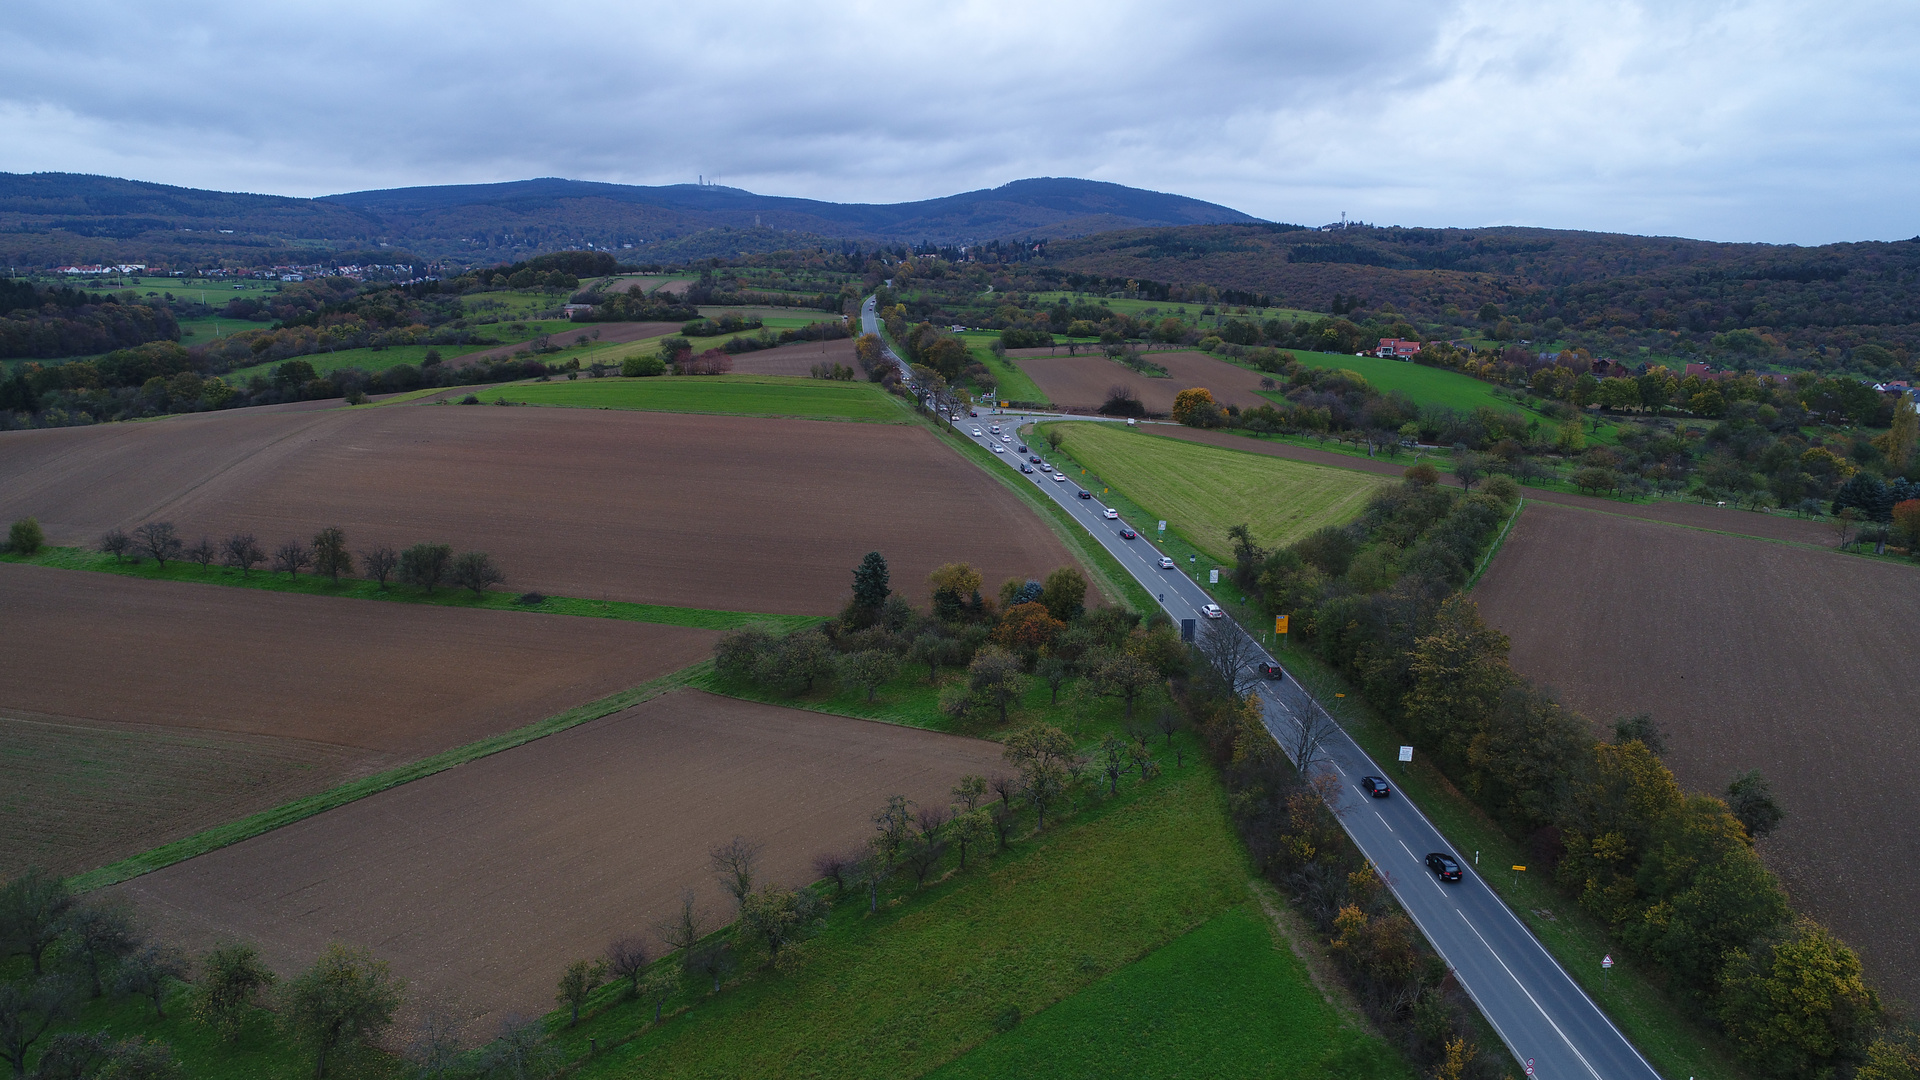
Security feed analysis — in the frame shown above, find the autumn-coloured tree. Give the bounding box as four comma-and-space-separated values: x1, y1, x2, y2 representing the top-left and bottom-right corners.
991, 602, 1065, 654
1171, 386, 1215, 425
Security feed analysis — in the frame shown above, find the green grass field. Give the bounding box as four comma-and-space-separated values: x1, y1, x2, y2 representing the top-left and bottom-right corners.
492, 374, 909, 422
1024, 292, 1321, 323
1275, 349, 1515, 413
562, 757, 1329, 1080
956, 331, 1049, 404
926, 906, 1410, 1080
1040, 421, 1385, 563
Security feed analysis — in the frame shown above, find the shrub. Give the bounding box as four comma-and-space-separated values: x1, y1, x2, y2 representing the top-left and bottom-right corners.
7, 517, 43, 555
621, 354, 665, 377
449, 551, 505, 595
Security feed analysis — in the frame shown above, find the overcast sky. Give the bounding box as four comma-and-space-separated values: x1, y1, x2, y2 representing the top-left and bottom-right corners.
3, 0, 1914, 245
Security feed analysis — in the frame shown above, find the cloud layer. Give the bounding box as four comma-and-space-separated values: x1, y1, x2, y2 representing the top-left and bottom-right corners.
2, 0, 1913, 244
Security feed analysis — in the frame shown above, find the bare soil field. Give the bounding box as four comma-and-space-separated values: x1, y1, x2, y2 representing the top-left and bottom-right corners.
725, 336, 857, 376
0, 563, 716, 876
1014, 351, 1275, 414
1473, 502, 1920, 1005
112, 689, 1008, 1036
0, 404, 1079, 615
1149, 425, 1835, 545
448, 320, 682, 366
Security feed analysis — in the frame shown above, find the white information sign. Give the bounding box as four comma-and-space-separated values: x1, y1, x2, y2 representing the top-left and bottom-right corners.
1398, 745, 1414, 762
1208, 569, 1219, 584
1158, 520, 1167, 532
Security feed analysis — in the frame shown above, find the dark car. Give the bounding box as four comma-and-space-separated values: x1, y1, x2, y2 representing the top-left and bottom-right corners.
968, 409, 978, 417
1028, 454, 1042, 463
1426, 852, 1462, 882
1119, 527, 1137, 539
1020, 463, 1034, 474
1017, 444, 1028, 453
1077, 490, 1093, 499
1360, 775, 1391, 797
1257, 662, 1285, 680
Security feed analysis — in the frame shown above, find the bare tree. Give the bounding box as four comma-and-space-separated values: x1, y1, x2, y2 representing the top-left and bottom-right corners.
273, 539, 312, 580
184, 536, 217, 569
555, 958, 606, 1026
65, 900, 139, 998
98, 529, 132, 562
708, 837, 762, 914
361, 545, 398, 590
1284, 699, 1341, 775
222, 533, 264, 576
605, 938, 650, 998
133, 522, 182, 568
1196, 620, 1260, 699
311, 526, 353, 583
0, 976, 79, 1080
811, 850, 856, 893
449, 551, 505, 595
684, 941, 735, 995
654, 891, 708, 965
400, 1001, 465, 1078
987, 773, 1018, 809
116, 943, 189, 1019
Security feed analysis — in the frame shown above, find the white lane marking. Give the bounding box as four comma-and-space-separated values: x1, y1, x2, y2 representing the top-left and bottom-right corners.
1375, 810, 1394, 832
1459, 914, 1605, 1080
1397, 838, 1415, 861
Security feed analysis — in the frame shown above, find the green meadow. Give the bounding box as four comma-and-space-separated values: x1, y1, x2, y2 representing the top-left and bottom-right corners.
491, 374, 909, 422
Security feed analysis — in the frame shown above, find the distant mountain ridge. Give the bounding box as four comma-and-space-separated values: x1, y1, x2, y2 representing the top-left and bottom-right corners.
0, 173, 1261, 266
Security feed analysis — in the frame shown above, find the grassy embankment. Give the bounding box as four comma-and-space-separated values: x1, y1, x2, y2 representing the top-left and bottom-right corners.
491, 373, 910, 422
954, 330, 1050, 405
1035, 420, 1386, 564
0, 546, 816, 634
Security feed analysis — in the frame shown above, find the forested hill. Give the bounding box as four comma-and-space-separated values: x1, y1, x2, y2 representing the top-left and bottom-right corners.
0, 173, 1258, 266
1043, 223, 1920, 361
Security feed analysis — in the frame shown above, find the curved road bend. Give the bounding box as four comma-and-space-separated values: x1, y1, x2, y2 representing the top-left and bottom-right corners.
949, 411, 1664, 1080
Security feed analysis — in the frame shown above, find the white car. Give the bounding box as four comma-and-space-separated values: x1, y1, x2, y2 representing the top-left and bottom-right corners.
1001, 434, 1013, 443
991, 444, 1004, 453
1052, 472, 1068, 482
990, 424, 1001, 433
1102, 508, 1119, 519
1159, 556, 1175, 569
1201, 603, 1225, 619
972, 428, 983, 437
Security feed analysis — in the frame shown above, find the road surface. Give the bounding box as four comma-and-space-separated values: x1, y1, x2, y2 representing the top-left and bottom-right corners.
952, 410, 1664, 1080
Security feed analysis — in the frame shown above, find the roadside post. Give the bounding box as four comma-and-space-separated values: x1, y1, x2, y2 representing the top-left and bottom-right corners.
1603, 953, 1613, 989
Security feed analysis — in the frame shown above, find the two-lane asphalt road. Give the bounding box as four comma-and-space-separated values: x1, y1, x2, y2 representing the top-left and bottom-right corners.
953, 412, 1663, 1080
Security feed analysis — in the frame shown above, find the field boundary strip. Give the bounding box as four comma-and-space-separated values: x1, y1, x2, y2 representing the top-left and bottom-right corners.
64, 662, 711, 894
3, 548, 821, 632
1465, 497, 1527, 589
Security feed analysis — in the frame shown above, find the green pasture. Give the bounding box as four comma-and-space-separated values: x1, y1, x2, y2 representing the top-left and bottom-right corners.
1039, 421, 1386, 563
1274, 348, 1512, 413
490, 374, 909, 422
3, 547, 817, 635
927, 906, 1409, 1080
955, 331, 1049, 404
1024, 292, 1320, 323
564, 759, 1305, 1080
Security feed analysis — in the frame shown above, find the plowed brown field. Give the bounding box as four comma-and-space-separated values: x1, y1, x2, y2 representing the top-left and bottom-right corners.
112, 690, 1008, 1036
0, 563, 716, 876
726, 336, 856, 376
1473, 501, 1920, 1005
0, 404, 1080, 615
1014, 351, 1274, 414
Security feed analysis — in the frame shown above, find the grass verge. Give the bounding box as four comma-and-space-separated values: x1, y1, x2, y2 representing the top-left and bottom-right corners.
64, 663, 706, 893
924, 905, 1410, 1080
1265, 641, 1752, 1080
488, 374, 910, 422
2, 547, 818, 633
1035, 420, 1386, 563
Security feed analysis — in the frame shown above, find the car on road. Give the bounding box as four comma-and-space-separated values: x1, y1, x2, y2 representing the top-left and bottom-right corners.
1257, 662, 1285, 680
1002, 435, 1013, 443
1017, 444, 1028, 453
1158, 555, 1175, 569
1102, 508, 1119, 519
968, 409, 978, 417
1119, 527, 1137, 539
990, 424, 1000, 433
1052, 472, 1068, 482
1426, 852, 1462, 882
991, 444, 1003, 452
1200, 603, 1224, 618
1361, 775, 1391, 797
1020, 463, 1034, 473
1077, 489, 1093, 499
971, 428, 983, 436
1028, 455, 1042, 463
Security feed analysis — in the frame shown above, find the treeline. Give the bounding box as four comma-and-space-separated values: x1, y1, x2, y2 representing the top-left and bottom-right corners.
0, 287, 179, 359
1233, 470, 1904, 1078
90, 520, 506, 596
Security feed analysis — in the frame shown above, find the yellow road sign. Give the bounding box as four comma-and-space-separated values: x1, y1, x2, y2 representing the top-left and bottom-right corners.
1275, 615, 1289, 634
1511, 865, 1527, 872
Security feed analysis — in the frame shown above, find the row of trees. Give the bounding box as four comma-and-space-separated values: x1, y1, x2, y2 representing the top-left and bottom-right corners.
1, 869, 405, 1079
93, 521, 505, 595
1232, 468, 1901, 1078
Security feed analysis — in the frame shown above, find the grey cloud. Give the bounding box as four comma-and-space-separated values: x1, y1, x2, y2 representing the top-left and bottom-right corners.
0, 0, 1913, 243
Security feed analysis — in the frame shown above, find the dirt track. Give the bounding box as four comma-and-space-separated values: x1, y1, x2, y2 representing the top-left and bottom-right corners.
0, 562, 716, 875
1014, 351, 1275, 413
1473, 502, 1920, 1005
0, 404, 1080, 615
1145, 425, 1836, 545
113, 690, 1008, 1037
